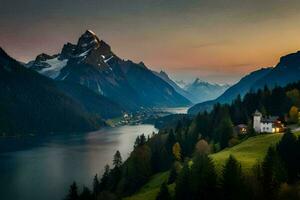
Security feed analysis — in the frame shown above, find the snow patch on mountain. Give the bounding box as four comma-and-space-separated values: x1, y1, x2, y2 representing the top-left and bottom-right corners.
104, 56, 113, 63
39, 57, 68, 78
78, 49, 91, 57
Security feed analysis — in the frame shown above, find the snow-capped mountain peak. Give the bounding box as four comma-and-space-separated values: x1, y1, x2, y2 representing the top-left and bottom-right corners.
28, 30, 116, 78
28, 30, 191, 110
75, 30, 101, 54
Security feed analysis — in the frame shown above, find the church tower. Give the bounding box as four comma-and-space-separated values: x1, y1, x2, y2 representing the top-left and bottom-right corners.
253, 110, 262, 133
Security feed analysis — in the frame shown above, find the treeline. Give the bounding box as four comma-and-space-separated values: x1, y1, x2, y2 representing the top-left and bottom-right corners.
186, 81, 300, 150
64, 81, 300, 200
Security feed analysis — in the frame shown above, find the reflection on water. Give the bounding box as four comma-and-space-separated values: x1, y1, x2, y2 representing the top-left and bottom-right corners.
160, 107, 189, 114
0, 124, 157, 200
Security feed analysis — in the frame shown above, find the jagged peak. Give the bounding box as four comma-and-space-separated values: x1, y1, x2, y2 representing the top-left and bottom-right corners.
76, 30, 101, 52
85, 29, 97, 36
193, 78, 205, 84
81, 30, 99, 40
191, 78, 222, 87
61, 42, 76, 58
35, 53, 56, 62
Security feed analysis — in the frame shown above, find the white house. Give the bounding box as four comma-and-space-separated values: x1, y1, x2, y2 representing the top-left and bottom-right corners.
253, 110, 284, 133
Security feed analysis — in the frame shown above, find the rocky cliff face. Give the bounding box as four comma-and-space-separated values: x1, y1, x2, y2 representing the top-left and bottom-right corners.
29, 30, 191, 111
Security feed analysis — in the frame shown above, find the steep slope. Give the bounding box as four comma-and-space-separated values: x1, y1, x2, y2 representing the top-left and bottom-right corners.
29, 30, 191, 110
188, 67, 273, 114
184, 78, 230, 103
0, 48, 104, 136
253, 51, 300, 90
56, 81, 124, 119
152, 70, 194, 103
215, 68, 272, 104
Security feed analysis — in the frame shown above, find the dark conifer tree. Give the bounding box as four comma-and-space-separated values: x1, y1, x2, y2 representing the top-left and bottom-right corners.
113, 150, 122, 168
261, 146, 285, 200
79, 186, 92, 200
156, 182, 171, 200
277, 129, 298, 183
109, 151, 123, 191
221, 155, 246, 200
166, 129, 176, 153
175, 161, 190, 200
93, 174, 100, 196
134, 134, 146, 148
99, 165, 110, 191
168, 163, 178, 184
189, 154, 218, 200
218, 117, 234, 149
65, 182, 79, 200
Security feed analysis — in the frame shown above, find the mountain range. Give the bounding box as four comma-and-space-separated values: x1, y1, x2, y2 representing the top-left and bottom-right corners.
0, 30, 195, 135
188, 51, 300, 115
152, 70, 193, 102
184, 78, 230, 103
153, 72, 229, 104
28, 30, 191, 111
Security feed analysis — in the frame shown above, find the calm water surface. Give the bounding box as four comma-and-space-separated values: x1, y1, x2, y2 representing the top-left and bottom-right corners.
0, 124, 157, 200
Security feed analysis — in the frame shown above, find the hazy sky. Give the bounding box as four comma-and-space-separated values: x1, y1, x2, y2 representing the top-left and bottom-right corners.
1, 0, 300, 84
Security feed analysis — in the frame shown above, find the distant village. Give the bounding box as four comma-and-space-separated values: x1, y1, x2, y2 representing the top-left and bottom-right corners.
114, 108, 175, 126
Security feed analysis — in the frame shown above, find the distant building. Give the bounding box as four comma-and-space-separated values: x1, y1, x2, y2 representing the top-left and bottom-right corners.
123, 113, 129, 118
253, 110, 284, 133
235, 124, 248, 135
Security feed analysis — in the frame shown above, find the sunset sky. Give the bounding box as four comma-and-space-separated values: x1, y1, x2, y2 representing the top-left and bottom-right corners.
1, 0, 300, 84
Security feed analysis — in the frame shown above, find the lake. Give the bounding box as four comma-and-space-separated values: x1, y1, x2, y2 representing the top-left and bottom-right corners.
0, 124, 158, 200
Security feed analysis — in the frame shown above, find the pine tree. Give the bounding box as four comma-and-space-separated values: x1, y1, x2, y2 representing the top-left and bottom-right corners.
156, 182, 171, 200
113, 150, 122, 168
189, 154, 218, 200
110, 151, 123, 191
175, 161, 190, 200
277, 129, 297, 183
261, 146, 286, 199
65, 182, 79, 200
218, 117, 234, 149
221, 155, 245, 200
166, 129, 176, 153
99, 165, 110, 191
93, 174, 100, 196
134, 134, 146, 148
79, 186, 92, 200
168, 162, 180, 184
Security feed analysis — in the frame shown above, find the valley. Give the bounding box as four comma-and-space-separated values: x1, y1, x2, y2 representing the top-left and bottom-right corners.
3, 1, 300, 200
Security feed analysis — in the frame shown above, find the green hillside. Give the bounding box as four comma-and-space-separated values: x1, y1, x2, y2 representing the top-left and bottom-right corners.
123, 171, 173, 200
211, 133, 283, 172
124, 131, 300, 200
